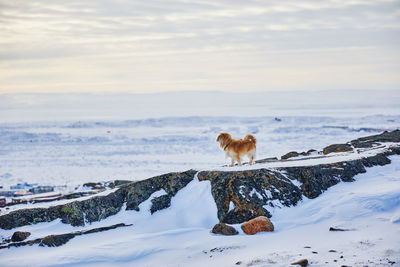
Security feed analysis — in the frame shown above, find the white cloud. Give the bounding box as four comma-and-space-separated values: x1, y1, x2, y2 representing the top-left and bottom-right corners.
0, 0, 399, 93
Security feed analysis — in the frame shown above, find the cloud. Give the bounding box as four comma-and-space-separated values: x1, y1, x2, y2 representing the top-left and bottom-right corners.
0, 0, 399, 93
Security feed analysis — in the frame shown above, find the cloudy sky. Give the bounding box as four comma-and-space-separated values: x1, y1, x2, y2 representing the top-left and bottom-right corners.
0, 0, 400, 93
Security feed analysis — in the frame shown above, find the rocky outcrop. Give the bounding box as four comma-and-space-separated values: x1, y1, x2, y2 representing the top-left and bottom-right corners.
241, 216, 274, 235
0, 170, 196, 230
198, 130, 400, 224
0, 223, 131, 249
197, 169, 302, 224
0, 130, 399, 232
211, 222, 238, 236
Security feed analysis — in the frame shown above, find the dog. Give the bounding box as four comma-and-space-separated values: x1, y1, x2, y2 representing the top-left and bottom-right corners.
216, 132, 256, 166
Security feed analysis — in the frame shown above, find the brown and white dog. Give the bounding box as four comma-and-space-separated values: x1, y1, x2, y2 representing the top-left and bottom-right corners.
216, 132, 256, 166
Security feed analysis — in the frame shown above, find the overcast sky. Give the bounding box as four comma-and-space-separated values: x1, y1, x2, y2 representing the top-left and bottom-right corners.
1, 0, 400, 93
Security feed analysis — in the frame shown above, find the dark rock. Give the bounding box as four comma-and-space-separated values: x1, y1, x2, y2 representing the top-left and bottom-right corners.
150, 194, 172, 214
323, 143, 353, 155
108, 180, 132, 188
329, 250, 337, 252
124, 170, 196, 211
198, 169, 302, 224
11, 231, 31, 242
291, 258, 308, 267
0, 223, 132, 249
329, 227, 349, 231
0, 170, 196, 230
83, 182, 105, 190
40, 234, 75, 247
351, 129, 400, 148
281, 151, 300, 160
235, 261, 242, 265
211, 222, 238, 236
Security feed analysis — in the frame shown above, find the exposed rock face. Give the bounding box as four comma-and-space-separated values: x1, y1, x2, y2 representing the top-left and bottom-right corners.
0, 170, 196, 230
211, 222, 238, 236
150, 195, 171, 214
124, 170, 196, 211
197, 169, 302, 224
350, 130, 400, 148
241, 216, 274, 235
11, 231, 31, 242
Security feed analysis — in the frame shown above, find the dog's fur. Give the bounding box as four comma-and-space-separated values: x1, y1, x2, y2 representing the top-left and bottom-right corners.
216, 132, 257, 166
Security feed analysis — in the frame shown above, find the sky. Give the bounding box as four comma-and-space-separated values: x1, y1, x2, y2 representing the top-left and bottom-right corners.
0, 0, 400, 94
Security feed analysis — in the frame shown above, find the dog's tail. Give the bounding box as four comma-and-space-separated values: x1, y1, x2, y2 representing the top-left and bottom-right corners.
244, 134, 257, 145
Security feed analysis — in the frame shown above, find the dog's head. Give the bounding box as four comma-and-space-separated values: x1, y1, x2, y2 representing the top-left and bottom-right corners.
216, 132, 232, 148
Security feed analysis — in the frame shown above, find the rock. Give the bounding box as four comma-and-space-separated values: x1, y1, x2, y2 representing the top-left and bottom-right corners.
0, 170, 196, 230
241, 216, 274, 235
211, 223, 238, 236
281, 151, 300, 160
323, 143, 353, 155
198, 169, 302, 224
40, 234, 75, 247
0, 223, 132, 250
291, 258, 308, 267
329, 227, 349, 231
82, 182, 105, 190
150, 194, 171, 214
351, 129, 400, 148
11, 231, 31, 242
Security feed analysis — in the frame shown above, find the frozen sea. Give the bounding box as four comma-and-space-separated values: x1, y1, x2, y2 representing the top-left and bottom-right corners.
0, 90, 399, 190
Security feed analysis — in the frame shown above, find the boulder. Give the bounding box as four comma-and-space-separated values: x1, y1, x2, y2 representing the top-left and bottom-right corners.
211, 223, 238, 236
281, 151, 300, 160
322, 143, 353, 155
11, 231, 31, 242
241, 216, 274, 235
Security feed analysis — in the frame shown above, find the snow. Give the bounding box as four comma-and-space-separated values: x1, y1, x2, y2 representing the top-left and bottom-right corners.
0, 91, 400, 266
1, 156, 399, 266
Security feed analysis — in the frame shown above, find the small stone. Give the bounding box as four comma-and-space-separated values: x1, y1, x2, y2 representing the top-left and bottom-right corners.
235, 261, 242, 265
329, 227, 348, 231
312, 251, 318, 254
291, 258, 308, 267
11, 231, 31, 242
212, 223, 238, 236
241, 216, 274, 235
329, 250, 337, 253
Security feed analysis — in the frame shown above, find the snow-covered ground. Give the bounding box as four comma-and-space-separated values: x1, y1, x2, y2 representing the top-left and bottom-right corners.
0, 156, 399, 267
0, 90, 400, 266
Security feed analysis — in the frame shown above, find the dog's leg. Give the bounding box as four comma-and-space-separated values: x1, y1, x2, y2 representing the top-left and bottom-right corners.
230, 157, 235, 167
249, 150, 256, 165
236, 156, 242, 166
